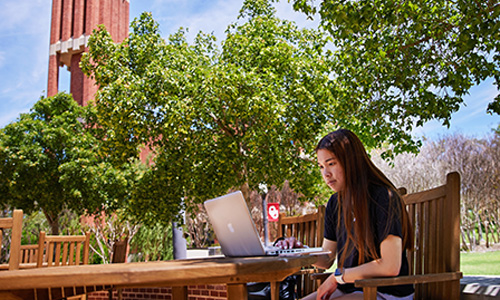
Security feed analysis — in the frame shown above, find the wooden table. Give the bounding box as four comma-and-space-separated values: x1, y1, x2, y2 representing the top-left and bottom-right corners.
0, 255, 318, 300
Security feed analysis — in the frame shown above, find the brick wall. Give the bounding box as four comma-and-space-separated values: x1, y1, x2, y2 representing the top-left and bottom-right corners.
88, 284, 228, 300
48, 0, 129, 105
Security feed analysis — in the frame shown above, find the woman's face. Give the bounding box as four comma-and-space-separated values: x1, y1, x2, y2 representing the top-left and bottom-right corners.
317, 149, 345, 192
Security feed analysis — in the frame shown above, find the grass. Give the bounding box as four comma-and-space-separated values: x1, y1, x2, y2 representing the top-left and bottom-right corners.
461, 250, 500, 275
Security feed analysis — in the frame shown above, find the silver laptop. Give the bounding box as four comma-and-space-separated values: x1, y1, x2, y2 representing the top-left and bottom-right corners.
204, 191, 323, 257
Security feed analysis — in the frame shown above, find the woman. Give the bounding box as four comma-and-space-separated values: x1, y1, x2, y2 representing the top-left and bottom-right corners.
276, 129, 414, 300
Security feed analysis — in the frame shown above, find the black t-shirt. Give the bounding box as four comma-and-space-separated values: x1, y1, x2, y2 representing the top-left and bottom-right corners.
324, 184, 414, 297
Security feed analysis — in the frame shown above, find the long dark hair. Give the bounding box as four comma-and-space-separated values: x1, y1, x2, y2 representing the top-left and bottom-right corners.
316, 129, 413, 266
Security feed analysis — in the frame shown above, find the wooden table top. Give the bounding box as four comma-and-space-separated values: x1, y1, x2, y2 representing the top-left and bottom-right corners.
0, 255, 318, 300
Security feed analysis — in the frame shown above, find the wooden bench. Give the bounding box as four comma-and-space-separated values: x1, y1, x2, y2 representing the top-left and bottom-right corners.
277, 205, 325, 297
312, 171, 463, 299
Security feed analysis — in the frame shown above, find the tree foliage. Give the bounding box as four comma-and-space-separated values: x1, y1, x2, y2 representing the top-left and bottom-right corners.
80, 0, 500, 225
291, 0, 500, 156
81, 1, 335, 224
0, 93, 133, 234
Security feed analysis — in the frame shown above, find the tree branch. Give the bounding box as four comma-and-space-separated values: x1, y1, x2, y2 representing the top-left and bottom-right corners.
209, 112, 234, 137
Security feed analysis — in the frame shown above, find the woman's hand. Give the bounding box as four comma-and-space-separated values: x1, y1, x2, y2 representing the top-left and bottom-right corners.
274, 236, 305, 249
316, 274, 338, 300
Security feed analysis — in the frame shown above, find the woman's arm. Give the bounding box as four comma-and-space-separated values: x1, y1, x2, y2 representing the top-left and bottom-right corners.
274, 237, 337, 270
313, 238, 337, 269
315, 235, 402, 300
343, 234, 402, 282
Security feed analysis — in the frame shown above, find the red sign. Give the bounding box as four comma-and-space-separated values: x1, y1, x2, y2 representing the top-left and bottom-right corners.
267, 203, 280, 222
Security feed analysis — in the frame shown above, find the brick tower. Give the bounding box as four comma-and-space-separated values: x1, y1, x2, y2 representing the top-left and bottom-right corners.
47, 0, 129, 106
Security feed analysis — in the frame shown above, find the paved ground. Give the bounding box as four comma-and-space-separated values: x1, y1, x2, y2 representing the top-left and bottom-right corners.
461, 276, 500, 300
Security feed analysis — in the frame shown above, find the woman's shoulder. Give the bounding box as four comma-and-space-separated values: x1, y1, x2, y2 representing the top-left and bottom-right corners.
369, 183, 402, 214
368, 183, 398, 204
325, 192, 339, 210
369, 183, 390, 196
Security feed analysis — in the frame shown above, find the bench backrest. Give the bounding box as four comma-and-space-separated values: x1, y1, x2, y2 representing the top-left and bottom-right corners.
20, 244, 39, 263
277, 205, 325, 248
0, 209, 23, 270
403, 171, 461, 299
37, 231, 91, 267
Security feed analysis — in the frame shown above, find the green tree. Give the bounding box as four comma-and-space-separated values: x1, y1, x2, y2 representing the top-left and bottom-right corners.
81, 0, 334, 224
0, 93, 131, 234
291, 0, 500, 156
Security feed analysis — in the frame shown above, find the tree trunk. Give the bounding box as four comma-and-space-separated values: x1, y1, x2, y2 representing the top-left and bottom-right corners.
43, 210, 59, 235
484, 220, 489, 248
476, 214, 482, 246
467, 224, 474, 251
460, 228, 469, 251
493, 209, 500, 244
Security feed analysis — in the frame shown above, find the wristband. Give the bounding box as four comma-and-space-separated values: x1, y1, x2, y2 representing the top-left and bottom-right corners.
334, 267, 345, 285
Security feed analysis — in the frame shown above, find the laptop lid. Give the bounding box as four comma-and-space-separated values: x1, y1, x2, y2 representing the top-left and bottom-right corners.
204, 191, 267, 257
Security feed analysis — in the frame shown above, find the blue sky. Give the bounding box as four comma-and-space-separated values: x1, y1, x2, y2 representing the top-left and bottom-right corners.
1, 0, 498, 140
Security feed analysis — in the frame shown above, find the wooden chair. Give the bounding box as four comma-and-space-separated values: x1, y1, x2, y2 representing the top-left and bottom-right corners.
36, 231, 91, 267
35, 231, 110, 299
277, 205, 325, 298
313, 172, 463, 300
0, 209, 23, 271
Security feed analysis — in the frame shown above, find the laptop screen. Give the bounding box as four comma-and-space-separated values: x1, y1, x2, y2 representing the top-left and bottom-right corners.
204, 191, 267, 257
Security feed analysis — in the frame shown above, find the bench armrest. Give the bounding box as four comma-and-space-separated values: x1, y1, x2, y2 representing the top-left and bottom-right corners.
310, 272, 331, 282
310, 271, 463, 288
354, 272, 463, 288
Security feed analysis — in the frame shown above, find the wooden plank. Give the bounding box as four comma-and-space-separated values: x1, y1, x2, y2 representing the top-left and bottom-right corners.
415, 203, 423, 275
0, 256, 317, 290
317, 205, 325, 246
10, 210, 23, 270
446, 172, 462, 297
73, 241, 79, 265
62, 243, 69, 266
227, 283, 248, 300
47, 243, 55, 267
171, 286, 188, 300
43, 236, 87, 242
407, 204, 415, 276
435, 197, 443, 298
423, 201, 430, 275
54, 243, 62, 267
83, 232, 90, 264
0, 218, 14, 227
37, 232, 46, 268
279, 213, 318, 225
0, 292, 24, 300
355, 272, 462, 288
363, 287, 377, 300
403, 185, 446, 205
270, 281, 279, 300
428, 199, 437, 297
